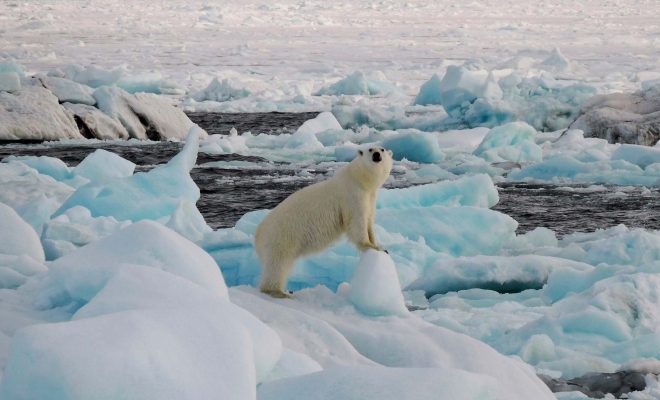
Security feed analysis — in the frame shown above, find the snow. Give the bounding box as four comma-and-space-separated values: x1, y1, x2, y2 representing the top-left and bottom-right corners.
343, 250, 408, 317
233, 286, 554, 399
1, 307, 256, 400
258, 365, 506, 400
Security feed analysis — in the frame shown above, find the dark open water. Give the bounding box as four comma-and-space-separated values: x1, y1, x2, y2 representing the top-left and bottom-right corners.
0, 112, 658, 235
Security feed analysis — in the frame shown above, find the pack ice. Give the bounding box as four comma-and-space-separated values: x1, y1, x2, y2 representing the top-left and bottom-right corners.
0, 131, 563, 400
0, 120, 657, 399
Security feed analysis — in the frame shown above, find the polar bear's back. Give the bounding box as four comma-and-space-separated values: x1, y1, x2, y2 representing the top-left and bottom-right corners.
255, 178, 346, 259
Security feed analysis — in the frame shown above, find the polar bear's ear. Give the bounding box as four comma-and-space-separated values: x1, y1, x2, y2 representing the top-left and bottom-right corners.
358, 150, 363, 156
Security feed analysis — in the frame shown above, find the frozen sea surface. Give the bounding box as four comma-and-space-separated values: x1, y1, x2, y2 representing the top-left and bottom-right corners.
0, 113, 657, 233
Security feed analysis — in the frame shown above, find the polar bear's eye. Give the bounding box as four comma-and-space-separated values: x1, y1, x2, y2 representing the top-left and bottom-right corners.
380, 148, 384, 152
368, 149, 372, 152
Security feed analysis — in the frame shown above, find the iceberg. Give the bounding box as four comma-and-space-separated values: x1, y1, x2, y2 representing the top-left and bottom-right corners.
73, 149, 135, 182
381, 129, 445, 163
315, 71, 400, 96
408, 67, 596, 132
569, 85, 660, 146
0, 72, 21, 93
377, 174, 498, 209
0, 86, 81, 141
39, 76, 96, 106
473, 122, 542, 163
192, 78, 251, 102
406, 255, 592, 297
54, 129, 201, 221
62, 103, 130, 140
94, 86, 203, 141
0, 202, 45, 263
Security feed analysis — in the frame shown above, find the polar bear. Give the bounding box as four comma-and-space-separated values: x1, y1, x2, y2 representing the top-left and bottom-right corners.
255, 146, 393, 298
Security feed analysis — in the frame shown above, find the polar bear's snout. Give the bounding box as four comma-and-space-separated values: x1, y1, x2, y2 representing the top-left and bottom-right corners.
372, 152, 382, 162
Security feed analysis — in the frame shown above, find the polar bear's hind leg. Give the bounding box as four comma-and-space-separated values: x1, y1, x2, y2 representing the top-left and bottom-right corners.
258, 253, 295, 298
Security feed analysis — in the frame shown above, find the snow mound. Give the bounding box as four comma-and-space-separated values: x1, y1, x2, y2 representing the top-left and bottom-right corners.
344, 249, 408, 317
1, 308, 257, 400
0, 86, 81, 141
36, 220, 226, 308
315, 71, 399, 96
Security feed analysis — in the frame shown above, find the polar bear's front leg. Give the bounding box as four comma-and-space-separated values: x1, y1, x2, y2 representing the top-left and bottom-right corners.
347, 213, 382, 252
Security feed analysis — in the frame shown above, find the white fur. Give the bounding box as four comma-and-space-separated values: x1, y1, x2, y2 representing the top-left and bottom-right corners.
255, 146, 393, 298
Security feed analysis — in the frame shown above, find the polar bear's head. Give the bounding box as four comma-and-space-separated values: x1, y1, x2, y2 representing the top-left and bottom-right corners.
354, 146, 393, 189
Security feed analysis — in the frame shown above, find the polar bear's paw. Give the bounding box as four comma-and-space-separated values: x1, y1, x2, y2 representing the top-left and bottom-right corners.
262, 289, 292, 299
